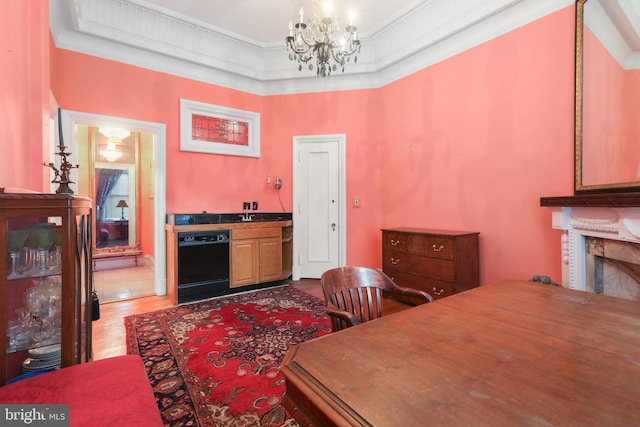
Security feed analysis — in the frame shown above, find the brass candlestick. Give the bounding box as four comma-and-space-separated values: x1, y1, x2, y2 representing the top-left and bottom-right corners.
42, 145, 79, 195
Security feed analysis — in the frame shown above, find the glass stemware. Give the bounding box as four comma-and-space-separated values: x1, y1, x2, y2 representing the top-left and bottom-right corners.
8, 252, 20, 277
25, 279, 55, 344
7, 229, 29, 278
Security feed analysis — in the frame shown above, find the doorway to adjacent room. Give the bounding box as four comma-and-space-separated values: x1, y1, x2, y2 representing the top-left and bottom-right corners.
59, 110, 167, 299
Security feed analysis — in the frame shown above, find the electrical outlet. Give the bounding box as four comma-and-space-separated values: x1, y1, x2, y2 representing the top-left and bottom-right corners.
353, 197, 361, 207
243, 202, 250, 210
252, 201, 258, 210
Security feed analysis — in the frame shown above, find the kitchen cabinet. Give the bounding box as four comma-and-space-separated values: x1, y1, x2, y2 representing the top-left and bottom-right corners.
1, 193, 93, 386
382, 228, 479, 300
230, 227, 282, 288
165, 219, 293, 304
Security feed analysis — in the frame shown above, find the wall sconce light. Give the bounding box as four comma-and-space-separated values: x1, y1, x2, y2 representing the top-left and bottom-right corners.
116, 199, 128, 219
267, 175, 282, 189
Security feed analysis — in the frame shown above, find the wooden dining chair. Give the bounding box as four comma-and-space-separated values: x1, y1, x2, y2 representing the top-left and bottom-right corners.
321, 266, 433, 332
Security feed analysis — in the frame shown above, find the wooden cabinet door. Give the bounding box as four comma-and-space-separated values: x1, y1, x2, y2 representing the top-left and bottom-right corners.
260, 237, 282, 282
230, 239, 259, 288
1, 194, 92, 386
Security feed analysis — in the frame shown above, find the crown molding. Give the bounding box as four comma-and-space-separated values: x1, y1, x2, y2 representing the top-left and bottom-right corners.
50, 0, 573, 95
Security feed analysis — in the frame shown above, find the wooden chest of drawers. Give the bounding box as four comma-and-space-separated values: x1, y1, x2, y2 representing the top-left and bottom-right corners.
382, 228, 479, 300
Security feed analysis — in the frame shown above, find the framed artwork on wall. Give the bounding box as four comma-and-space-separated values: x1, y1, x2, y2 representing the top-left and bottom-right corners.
180, 98, 260, 158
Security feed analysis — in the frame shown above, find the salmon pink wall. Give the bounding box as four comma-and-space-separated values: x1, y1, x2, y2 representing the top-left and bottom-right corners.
379, 7, 575, 283
50, 7, 576, 284
50, 48, 277, 213
0, 1, 50, 191
264, 90, 384, 266
623, 71, 640, 175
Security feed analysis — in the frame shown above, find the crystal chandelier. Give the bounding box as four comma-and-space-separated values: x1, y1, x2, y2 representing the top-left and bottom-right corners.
98, 127, 130, 162
286, 3, 361, 77
99, 141, 123, 162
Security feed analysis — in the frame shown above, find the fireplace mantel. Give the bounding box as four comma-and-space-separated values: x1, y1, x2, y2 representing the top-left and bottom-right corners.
540, 193, 640, 208
540, 193, 640, 296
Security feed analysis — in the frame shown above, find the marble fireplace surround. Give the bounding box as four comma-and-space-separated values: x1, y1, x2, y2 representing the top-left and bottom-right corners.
541, 193, 640, 299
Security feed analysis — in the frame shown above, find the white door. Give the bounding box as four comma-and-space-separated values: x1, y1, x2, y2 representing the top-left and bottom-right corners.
293, 134, 346, 279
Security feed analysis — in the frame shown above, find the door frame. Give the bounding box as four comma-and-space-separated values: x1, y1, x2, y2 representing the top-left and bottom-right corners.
292, 134, 347, 280
61, 110, 168, 296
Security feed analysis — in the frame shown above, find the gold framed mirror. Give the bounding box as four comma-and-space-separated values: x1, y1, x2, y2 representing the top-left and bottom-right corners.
89, 126, 140, 254
575, 0, 640, 193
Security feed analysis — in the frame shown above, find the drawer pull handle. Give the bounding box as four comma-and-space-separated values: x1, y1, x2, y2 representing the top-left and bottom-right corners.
432, 287, 444, 296
432, 244, 445, 252
390, 239, 400, 246
391, 258, 400, 265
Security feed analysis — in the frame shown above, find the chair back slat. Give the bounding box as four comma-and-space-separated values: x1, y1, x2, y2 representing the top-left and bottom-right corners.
321, 266, 432, 331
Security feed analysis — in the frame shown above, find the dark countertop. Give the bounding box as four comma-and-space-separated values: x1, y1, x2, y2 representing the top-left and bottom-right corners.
167, 212, 292, 225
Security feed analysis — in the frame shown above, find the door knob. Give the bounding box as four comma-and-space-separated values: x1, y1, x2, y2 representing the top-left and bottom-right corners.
331, 223, 336, 231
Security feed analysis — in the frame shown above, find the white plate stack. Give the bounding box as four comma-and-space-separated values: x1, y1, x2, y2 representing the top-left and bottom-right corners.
21, 343, 61, 373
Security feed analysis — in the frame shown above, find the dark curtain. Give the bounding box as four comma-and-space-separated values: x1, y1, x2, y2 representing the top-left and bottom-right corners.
95, 169, 123, 223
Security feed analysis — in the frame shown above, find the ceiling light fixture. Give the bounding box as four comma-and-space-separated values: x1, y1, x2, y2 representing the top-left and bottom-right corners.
98, 127, 131, 141
100, 141, 123, 162
286, 2, 361, 77
98, 126, 130, 162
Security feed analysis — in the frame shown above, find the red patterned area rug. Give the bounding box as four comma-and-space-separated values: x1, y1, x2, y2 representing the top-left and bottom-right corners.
125, 285, 331, 427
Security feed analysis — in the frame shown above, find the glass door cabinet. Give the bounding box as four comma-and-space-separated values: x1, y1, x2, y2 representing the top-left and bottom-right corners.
0, 193, 92, 385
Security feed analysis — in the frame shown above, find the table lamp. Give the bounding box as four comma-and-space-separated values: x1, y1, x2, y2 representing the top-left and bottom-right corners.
116, 199, 128, 219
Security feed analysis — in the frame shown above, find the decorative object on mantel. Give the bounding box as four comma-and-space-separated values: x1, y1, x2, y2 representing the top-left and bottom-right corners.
286, 3, 361, 77
42, 109, 78, 194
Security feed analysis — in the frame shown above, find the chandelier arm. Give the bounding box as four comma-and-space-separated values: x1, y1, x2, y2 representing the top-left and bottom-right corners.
330, 50, 344, 65
288, 46, 312, 56
338, 44, 360, 58
329, 43, 360, 63
286, 41, 315, 65
287, 40, 312, 55
292, 28, 321, 49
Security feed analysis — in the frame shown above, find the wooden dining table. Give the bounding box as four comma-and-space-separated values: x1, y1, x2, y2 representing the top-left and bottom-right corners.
280, 280, 640, 427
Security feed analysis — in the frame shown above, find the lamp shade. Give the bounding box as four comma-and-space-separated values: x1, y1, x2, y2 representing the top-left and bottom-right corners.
116, 199, 128, 220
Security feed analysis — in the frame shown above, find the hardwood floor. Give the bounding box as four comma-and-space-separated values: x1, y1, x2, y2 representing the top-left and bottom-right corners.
92, 294, 173, 360
94, 265, 155, 303
91, 279, 411, 360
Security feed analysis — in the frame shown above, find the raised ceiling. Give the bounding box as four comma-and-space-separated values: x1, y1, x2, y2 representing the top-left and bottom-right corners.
50, 0, 574, 95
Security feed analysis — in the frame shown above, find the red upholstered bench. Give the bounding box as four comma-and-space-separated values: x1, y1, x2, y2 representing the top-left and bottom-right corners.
0, 355, 162, 426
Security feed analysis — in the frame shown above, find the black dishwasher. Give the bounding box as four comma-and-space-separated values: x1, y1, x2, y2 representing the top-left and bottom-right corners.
177, 230, 230, 303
